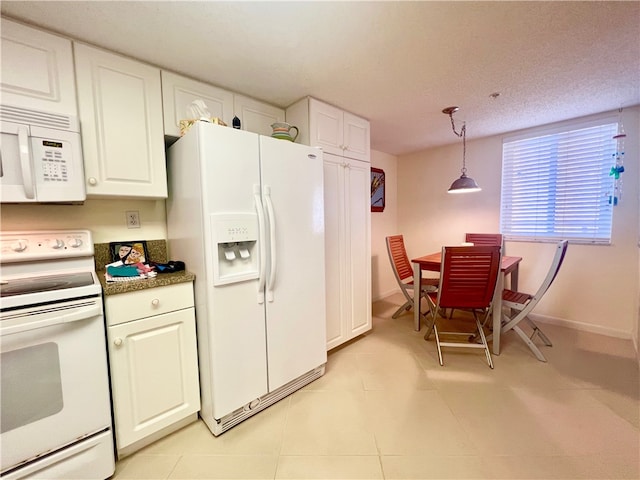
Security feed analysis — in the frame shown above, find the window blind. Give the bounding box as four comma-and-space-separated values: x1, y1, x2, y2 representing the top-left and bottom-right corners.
501, 121, 617, 244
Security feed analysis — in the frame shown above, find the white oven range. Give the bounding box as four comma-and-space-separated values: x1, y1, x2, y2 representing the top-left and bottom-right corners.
0, 230, 115, 480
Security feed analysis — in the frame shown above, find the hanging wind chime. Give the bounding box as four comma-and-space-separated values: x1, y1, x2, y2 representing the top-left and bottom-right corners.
610, 108, 626, 206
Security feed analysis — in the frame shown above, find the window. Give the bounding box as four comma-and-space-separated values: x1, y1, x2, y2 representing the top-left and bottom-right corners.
500, 118, 618, 244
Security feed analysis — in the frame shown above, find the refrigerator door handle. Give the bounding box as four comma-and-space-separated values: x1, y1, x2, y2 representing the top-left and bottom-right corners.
264, 185, 276, 302
254, 184, 267, 304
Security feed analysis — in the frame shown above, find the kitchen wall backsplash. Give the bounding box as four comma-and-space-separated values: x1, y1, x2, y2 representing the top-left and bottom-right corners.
94, 240, 168, 271
0, 199, 167, 243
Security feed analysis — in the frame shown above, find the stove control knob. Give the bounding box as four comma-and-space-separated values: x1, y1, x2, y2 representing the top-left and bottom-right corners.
12, 240, 27, 252
69, 238, 84, 248
50, 239, 65, 249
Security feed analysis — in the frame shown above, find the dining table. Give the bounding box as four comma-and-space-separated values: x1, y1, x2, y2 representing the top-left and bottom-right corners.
411, 251, 522, 355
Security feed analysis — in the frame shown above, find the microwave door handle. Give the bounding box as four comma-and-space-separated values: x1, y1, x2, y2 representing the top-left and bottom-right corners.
18, 126, 35, 199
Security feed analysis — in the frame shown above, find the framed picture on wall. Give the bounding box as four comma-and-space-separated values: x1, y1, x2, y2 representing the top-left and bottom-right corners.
371, 167, 385, 212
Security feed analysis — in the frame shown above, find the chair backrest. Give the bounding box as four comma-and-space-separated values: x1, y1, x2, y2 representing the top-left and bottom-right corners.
386, 235, 413, 283
437, 245, 501, 309
465, 233, 503, 247
531, 240, 569, 301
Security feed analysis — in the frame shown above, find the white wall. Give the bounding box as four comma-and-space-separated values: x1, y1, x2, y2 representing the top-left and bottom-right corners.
1, 199, 167, 244
370, 150, 399, 301
397, 107, 640, 339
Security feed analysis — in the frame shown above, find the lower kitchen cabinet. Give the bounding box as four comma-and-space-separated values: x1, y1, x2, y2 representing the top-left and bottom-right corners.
104, 282, 200, 457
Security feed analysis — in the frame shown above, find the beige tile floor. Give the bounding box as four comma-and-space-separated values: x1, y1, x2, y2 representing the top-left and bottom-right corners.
111, 293, 640, 479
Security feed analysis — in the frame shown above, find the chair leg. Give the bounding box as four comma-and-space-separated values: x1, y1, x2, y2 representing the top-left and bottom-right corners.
433, 324, 444, 366
392, 300, 413, 319
512, 325, 547, 362
525, 317, 552, 346
473, 311, 494, 369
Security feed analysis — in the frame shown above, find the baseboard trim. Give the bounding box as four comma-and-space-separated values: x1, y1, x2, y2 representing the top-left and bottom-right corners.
372, 288, 401, 302
530, 313, 632, 340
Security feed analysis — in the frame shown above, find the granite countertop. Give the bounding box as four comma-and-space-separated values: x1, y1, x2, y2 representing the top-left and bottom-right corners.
98, 269, 196, 296
94, 239, 195, 296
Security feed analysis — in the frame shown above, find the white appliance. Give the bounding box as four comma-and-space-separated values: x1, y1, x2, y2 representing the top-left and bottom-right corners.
0, 230, 115, 479
166, 122, 327, 435
0, 105, 86, 203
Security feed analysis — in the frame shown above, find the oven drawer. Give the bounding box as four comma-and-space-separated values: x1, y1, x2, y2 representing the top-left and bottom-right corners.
105, 283, 194, 326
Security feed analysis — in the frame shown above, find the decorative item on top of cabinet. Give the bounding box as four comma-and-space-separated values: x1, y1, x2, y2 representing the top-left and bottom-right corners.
0, 18, 78, 116
104, 282, 200, 458
161, 70, 234, 138
74, 43, 167, 199
324, 153, 372, 350
233, 94, 285, 137
286, 96, 370, 162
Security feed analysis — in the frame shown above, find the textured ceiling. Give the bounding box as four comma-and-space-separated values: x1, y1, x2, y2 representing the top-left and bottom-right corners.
2, 1, 639, 155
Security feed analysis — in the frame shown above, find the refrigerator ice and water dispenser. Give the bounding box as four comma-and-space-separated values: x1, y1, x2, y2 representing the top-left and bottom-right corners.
211, 213, 259, 286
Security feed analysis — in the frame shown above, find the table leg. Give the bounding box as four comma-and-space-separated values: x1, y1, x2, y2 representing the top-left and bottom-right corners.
413, 262, 421, 331
492, 272, 504, 355
510, 266, 519, 291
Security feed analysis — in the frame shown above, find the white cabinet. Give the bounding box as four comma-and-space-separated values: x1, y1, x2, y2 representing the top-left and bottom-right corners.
161, 70, 234, 137
324, 153, 372, 350
286, 97, 370, 161
233, 94, 285, 137
0, 18, 78, 116
74, 43, 167, 198
287, 97, 371, 350
105, 283, 200, 457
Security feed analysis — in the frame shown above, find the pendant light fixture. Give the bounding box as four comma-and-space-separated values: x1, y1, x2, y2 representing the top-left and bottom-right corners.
443, 106, 481, 194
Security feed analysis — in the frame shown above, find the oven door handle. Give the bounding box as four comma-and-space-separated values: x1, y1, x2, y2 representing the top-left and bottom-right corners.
0, 303, 103, 336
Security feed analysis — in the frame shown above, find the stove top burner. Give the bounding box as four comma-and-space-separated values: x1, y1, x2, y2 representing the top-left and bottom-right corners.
0, 272, 95, 298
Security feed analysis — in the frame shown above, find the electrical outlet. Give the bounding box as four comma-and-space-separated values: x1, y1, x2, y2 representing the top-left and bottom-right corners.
126, 211, 140, 229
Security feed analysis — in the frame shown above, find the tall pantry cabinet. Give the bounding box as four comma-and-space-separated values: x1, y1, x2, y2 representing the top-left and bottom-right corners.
286, 97, 371, 350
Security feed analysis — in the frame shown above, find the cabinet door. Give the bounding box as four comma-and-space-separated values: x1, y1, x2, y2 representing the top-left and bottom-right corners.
0, 19, 77, 116
233, 94, 285, 136
107, 308, 200, 450
161, 71, 234, 137
343, 112, 370, 161
344, 158, 372, 338
74, 43, 167, 198
324, 154, 372, 350
310, 99, 344, 157
323, 153, 347, 350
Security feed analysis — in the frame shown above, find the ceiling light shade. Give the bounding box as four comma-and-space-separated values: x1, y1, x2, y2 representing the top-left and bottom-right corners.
448, 173, 481, 193
443, 106, 481, 194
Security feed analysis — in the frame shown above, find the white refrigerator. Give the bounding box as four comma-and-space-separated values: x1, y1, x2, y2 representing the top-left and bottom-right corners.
166, 122, 326, 435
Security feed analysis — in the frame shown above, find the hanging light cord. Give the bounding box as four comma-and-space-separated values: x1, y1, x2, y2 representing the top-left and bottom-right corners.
448, 114, 467, 175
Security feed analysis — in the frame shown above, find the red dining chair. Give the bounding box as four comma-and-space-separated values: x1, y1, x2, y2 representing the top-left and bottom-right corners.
386, 235, 439, 319
423, 245, 501, 368
465, 233, 503, 247
499, 240, 568, 361
446, 234, 503, 319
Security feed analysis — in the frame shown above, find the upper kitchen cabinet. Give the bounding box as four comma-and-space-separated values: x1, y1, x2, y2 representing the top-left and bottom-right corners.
233, 94, 285, 137
0, 18, 77, 116
74, 43, 167, 198
161, 71, 234, 138
286, 97, 370, 162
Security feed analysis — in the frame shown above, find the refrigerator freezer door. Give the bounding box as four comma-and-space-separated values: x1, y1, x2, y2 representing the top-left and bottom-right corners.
167, 122, 269, 421
259, 136, 327, 392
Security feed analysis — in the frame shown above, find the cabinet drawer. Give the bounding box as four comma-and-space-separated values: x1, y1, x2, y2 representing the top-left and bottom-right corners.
105, 283, 194, 326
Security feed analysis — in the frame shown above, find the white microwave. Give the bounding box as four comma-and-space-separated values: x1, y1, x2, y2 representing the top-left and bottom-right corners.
0, 105, 86, 203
